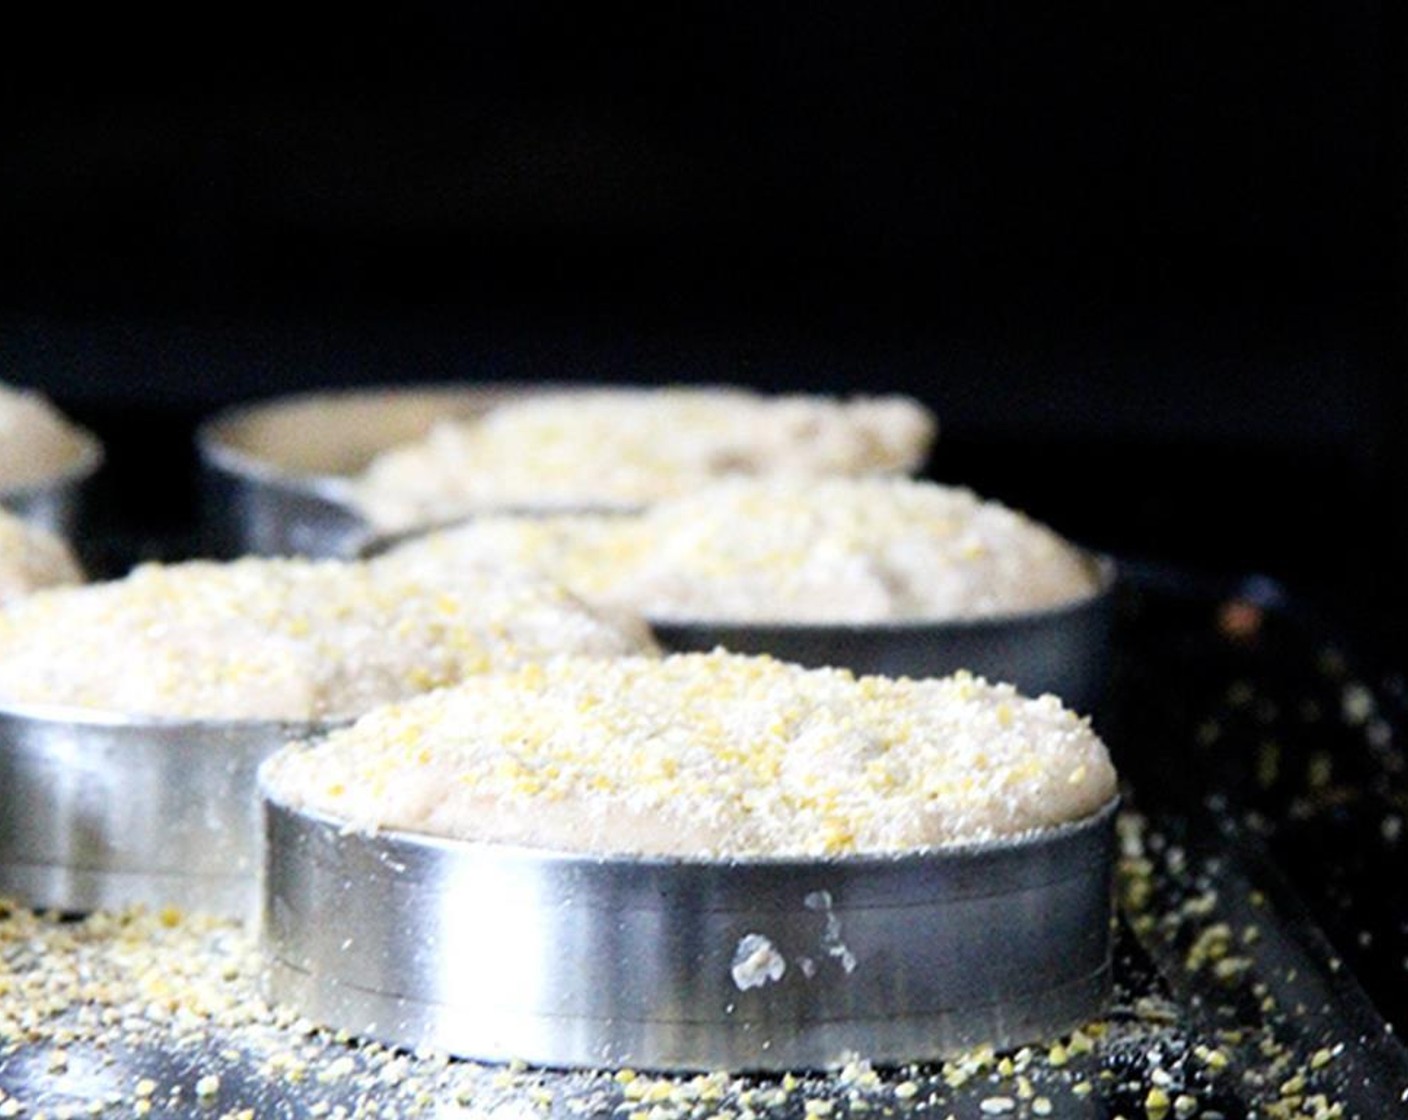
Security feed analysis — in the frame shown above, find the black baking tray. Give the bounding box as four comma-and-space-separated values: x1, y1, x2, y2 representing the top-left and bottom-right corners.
2, 559, 1407, 1117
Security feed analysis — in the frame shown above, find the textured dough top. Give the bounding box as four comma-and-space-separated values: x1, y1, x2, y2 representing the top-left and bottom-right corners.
350, 388, 936, 531
0, 509, 83, 606
0, 557, 656, 721
0, 382, 96, 490
263, 651, 1117, 858
383, 477, 1100, 624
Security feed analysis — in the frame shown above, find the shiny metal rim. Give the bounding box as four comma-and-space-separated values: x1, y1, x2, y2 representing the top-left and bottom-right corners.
262, 794, 1117, 1071
0, 437, 104, 536
0, 706, 324, 918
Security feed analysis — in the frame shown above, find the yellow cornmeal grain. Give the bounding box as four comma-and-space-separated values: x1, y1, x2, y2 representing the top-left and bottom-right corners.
263, 652, 1116, 858
0, 508, 82, 606
0, 381, 94, 491
0, 556, 655, 722
351, 388, 936, 530
384, 476, 1099, 624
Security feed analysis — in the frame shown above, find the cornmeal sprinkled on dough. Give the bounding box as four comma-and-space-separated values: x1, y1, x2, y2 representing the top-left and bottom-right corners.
0, 557, 655, 721
0, 508, 82, 605
351, 388, 935, 530
263, 651, 1116, 857
0, 381, 94, 491
383, 477, 1098, 624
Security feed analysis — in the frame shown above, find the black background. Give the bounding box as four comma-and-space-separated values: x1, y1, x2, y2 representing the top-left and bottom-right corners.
3, 4, 1404, 636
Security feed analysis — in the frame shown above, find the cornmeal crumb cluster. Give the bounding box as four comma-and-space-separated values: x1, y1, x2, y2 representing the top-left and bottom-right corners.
384, 476, 1099, 623
352, 387, 936, 530
0, 557, 655, 721
264, 651, 1115, 857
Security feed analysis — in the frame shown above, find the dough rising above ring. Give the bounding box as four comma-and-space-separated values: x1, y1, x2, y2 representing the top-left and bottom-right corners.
263, 650, 1117, 859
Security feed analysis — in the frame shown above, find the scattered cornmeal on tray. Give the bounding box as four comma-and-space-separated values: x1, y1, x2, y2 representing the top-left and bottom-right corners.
0, 556, 656, 721
262, 651, 1116, 857
0, 508, 82, 605
350, 387, 936, 531
381, 476, 1099, 624
0, 380, 95, 492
